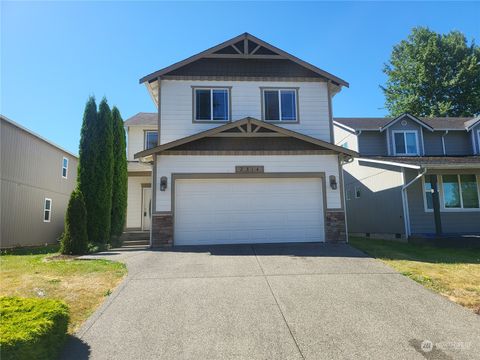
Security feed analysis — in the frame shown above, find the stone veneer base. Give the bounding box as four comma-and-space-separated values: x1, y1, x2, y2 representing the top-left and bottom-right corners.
151, 210, 347, 247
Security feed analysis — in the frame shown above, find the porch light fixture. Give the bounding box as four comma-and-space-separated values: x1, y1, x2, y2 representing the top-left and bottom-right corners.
160, 176, 168, 191
329, 175, 337, 190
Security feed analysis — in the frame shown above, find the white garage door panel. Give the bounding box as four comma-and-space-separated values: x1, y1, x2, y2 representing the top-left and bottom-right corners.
174, 178, 325, 245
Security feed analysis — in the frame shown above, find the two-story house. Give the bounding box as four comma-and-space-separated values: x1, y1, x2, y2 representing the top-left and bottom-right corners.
334, 113, 480, 239
126, 33, 357, 247
1, 115, 78, 248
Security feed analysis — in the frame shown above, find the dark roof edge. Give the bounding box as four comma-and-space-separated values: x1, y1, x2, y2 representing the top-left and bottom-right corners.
139, 33, 348, 87
134, 117, 357, 159
380, 113, 434, 132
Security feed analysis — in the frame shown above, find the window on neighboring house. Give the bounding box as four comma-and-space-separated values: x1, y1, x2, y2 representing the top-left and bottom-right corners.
393, 131, 419, 155
442, 174, 479, 209
43, 198, 52, 222
355, 186, 361, 198
62, 157, 68, 179
263, 89, 297, 122
144, 131, 158, 150
346, 188, 352, 201
194, 88, 230, 122
477, 130, 480, 153
423, 175, 435, 211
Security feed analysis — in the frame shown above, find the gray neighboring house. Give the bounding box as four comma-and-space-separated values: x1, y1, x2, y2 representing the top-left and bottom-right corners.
1, 115, 78, 248
334, 113, 480, 239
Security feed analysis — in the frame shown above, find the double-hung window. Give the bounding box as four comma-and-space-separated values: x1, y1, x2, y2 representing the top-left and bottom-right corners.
62, 157, 68, 179
43, 198, 52, 222
262, 89, 297, 122
194, 88, 230, 122
442, 174, 479, 209
144, 131, 158, 150
393, 131, 418, 155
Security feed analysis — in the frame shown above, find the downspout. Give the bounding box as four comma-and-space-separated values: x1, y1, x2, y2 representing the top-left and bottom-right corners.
441, 130, 449, 155
340, 155, 354, 243
401, 167, 427, 238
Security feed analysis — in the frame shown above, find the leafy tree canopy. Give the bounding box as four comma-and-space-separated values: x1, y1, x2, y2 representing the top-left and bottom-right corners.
382, 27, 480, 117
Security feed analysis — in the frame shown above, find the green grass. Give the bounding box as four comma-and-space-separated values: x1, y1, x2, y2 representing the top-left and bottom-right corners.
0, 296, 69, 360
0, 246, 127, 333
350, 237, 480, 313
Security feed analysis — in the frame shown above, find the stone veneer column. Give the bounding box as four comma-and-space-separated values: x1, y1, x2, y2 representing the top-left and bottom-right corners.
325, 210, 347, 243
151, 213, 173, 247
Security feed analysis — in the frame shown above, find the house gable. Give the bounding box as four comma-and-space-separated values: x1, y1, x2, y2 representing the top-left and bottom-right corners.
139, 33, 348, 87
135, 117, 357, 159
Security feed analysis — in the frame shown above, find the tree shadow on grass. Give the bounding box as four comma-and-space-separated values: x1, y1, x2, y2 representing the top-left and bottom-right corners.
59, 335, 91, 360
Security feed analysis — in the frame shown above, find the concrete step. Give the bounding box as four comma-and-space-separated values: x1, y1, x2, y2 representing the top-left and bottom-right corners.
121, 231, 149, 242
123, 239, 150, 246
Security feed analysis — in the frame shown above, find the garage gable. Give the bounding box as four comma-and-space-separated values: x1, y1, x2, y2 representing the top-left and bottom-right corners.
135, 117, 358, 159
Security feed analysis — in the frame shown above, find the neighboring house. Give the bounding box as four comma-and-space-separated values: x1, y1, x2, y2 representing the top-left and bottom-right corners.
126, 33, 357, 247
0, 115, 78, 248
334, 113, 480, 239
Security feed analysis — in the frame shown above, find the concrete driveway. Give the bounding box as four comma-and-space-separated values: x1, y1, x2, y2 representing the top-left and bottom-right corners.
62, 243, 480, 360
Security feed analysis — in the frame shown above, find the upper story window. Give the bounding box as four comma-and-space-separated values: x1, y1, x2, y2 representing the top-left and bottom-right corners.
43, 198, 52, 222
144, 131, 158, 150
62, 157, 68, 179
442, 174, 479, 209
262, 89, 298, 122
193, 88, 230, 122
393, 130, 419, 155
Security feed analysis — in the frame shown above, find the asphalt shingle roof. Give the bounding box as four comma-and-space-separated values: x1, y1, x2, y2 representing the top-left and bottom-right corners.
334, 116, 476, 131
124, 112, 157, 126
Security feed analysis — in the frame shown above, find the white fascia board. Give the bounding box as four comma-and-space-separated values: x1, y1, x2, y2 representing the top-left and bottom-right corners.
358, 157, 421, 169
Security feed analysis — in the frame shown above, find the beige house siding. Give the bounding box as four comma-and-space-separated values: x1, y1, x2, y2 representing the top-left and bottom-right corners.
159, 80, 331, 145
126, 126, 157, 161
1, 117, 78, 248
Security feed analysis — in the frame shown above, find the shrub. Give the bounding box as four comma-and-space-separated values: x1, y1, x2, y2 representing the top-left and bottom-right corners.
78, 96, 114, 245
60, 189, 88, 255
110, 106, 127, 243
0, 297, 69, 360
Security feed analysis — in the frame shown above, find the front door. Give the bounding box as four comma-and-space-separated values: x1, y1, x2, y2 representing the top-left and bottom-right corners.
142, 187, 152, 231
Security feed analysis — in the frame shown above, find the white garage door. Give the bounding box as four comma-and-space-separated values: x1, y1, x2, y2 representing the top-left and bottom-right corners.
174, 177, 325, 245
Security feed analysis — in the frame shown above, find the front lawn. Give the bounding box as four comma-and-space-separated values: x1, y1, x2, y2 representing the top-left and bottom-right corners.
349, 237, 480, 314
0, 246, 127, 333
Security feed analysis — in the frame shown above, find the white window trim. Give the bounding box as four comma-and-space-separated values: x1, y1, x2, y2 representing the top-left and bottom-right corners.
144, 130, 158, 150
354, 186, 361, 199
43, 198, 52, 223
193, 87, 230, 122
392, 130, 420, 155
62, 157, 68, 179
262, 88, 299, 123
439, 174, 480, 212
421, 175, 434, 213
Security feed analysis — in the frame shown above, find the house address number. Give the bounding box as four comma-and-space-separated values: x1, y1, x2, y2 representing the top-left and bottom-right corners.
235, 166, 264, 173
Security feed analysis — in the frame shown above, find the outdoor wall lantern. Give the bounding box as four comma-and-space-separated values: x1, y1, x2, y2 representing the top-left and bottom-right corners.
329, 175, 337, 190
160, 176, 168, 191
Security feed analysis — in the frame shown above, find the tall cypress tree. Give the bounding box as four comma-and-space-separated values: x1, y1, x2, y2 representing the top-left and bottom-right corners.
78, 97, 99, 243
95, 98, 114, 245
110, 106, 128, 242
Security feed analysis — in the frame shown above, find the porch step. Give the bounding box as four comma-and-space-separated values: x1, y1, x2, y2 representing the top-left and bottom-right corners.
120, 231, 150, 242
122, 239, 150, 246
